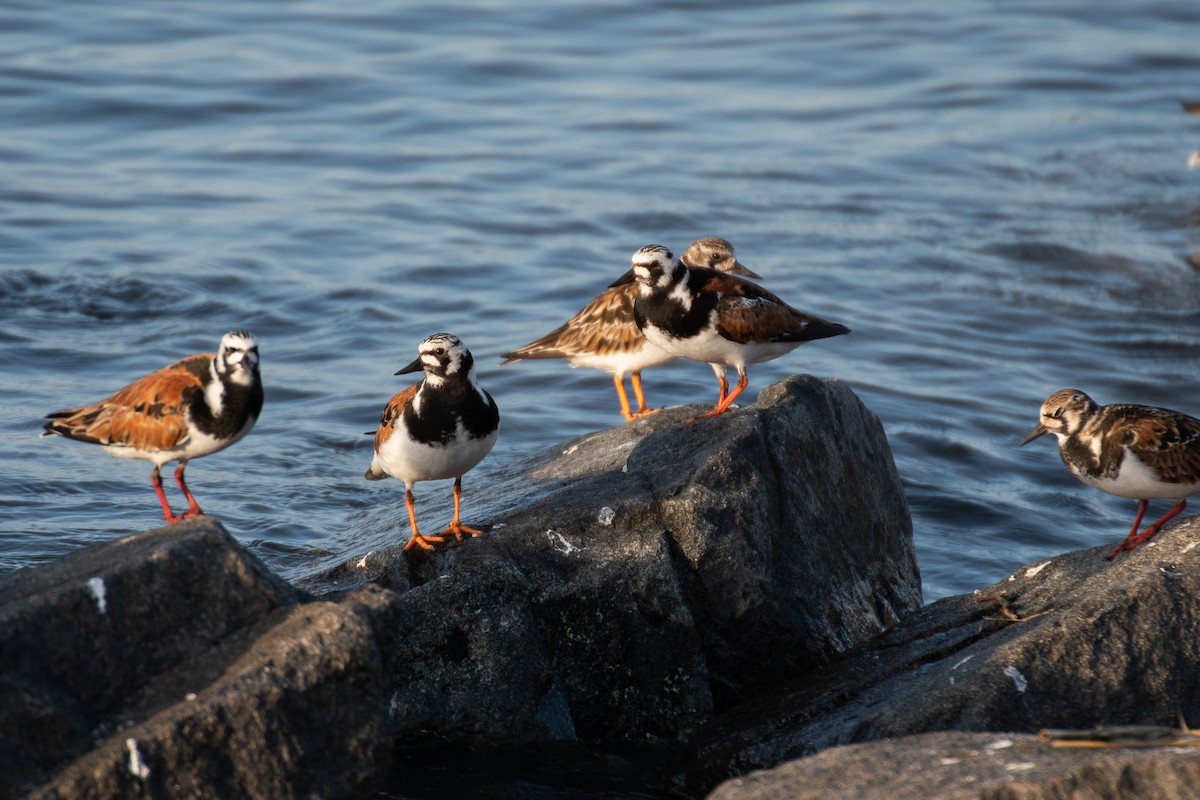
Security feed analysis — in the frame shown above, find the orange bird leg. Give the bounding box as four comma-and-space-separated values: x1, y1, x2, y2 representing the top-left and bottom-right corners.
628, 371, 659, 418
150, 466, 183, 524
612, 374, 635, 421
173, 462, 204, 519
441, 476, 484, 541
715, 372, 730, 406
402, 487, 445, 553
1106, 498, 1187, 560
689, 371, 748, 422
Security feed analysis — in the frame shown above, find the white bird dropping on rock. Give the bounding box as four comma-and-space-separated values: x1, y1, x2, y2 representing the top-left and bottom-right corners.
126, 737, 150, 780
1003, 666, 1028, 693
86, 576, 107, 614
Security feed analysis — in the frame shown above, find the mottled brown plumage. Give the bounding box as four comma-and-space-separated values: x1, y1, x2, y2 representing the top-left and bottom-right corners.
1022, 388, 1200, 559
47, 355, 206, 452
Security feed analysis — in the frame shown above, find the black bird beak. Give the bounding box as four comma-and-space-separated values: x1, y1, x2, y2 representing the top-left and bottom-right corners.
1020, 424, 1049, 447
395, 356, 423, 375
608, 269, 636, 288
729, 260, 762, 279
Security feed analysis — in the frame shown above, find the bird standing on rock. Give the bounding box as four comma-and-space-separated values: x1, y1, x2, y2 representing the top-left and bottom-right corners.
365, 333, 500, 553
500, 237, 761, 421
1022, 388, 1200, 560
42, 330, 263, 524
618, 244, 850, 421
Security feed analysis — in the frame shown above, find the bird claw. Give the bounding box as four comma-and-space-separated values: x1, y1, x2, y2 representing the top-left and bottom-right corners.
1105, 526, 1163, 560
403, 533, 446, 553
440, 523, 484, 542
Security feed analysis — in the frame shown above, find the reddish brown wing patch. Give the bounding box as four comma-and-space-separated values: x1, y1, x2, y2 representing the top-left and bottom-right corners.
49, 356, 209, 451
715, 295, 820, 344
374, 384, 419, 450
695, 270, 785, 302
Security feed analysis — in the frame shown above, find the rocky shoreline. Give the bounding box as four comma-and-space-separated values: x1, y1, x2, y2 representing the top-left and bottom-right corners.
5, 375, 1200, 799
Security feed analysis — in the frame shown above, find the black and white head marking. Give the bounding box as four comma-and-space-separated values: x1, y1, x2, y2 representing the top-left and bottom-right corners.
630, 244, 679, 294
215, 330, 260, 382
400, 332, 475, 387
207, 330, 260, 414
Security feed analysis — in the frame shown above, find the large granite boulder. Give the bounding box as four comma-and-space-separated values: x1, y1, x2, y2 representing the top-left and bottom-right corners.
0, 520, 391, 800
317, 374, 921, 749
687, 514, 1200, 796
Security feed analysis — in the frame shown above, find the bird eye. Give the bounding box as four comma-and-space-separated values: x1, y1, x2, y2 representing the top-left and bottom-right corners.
1047, 408, 1063, 420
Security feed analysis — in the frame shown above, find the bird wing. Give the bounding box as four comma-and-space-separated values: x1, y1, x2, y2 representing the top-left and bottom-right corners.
373, 384, 419, 450
44, 354, 210, 451
500, 284, 641, 361
696, 271, 848, 345
1113, 405, 1200, 484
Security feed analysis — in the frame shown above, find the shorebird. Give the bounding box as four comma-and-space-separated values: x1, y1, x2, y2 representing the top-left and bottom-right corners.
500, 237, 760, 421
619, 244, 849, 421
365, 333, 500, 552
42, 330, 263, 523
1022, 388, 1200, 559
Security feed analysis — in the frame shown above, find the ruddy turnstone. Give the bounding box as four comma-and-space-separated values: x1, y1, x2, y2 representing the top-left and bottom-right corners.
500, 237, 760, 421
1021, 388, 1200, 560
365, 333, 500, 553
618, 244, 850, 421
42, 330, 263, 523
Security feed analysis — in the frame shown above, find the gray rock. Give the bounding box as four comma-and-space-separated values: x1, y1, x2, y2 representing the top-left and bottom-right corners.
707, 731, 1200, 800
6, 374, 920, 798
322, 375, 920, 747
1, 519, 391, 800
684, 515, 1200, 795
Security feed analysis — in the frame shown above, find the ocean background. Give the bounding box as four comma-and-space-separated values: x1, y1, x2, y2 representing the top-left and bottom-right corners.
3, 0, 1200, 606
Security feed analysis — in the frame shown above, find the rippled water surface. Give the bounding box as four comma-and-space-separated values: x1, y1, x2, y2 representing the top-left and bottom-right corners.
4, 0, 1200, 609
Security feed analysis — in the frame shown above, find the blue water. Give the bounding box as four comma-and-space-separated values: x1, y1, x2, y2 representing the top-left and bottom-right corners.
3, 0, 1200, 605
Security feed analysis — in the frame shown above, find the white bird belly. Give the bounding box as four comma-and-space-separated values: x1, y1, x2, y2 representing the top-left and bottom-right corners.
642, 324, 796, 368
374, 423, 498, 487
567, 341, 674, 375
1075, 455, 1200, 500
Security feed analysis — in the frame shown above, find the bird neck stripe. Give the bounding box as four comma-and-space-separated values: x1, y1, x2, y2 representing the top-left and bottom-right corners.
668, 279, 693, 310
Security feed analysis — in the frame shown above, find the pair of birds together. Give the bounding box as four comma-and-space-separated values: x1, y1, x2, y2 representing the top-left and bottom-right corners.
40, 241, 1200, 560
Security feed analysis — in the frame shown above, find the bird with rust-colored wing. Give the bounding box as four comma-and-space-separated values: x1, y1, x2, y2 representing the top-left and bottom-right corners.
1022, 388, 1200, 559
42, 330, 263, 523
500, 237, 761, 421
365, 333, 500, 553
617, 244, 849, 422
